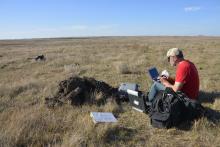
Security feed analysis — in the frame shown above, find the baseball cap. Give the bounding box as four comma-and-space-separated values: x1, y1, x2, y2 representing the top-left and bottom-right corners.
166, 48, 182, 57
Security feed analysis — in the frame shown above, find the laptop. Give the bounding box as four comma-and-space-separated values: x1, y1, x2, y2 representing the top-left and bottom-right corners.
127, 89, 150, 113
148, 67, 160, 81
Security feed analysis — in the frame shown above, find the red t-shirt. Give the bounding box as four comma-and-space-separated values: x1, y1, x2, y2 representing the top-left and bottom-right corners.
175, 60, 199, 99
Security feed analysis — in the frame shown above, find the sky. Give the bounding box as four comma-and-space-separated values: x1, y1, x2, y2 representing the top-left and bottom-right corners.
0, 0, 220, 39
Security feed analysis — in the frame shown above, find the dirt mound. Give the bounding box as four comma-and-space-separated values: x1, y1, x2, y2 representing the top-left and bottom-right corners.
45, 76, 121, 107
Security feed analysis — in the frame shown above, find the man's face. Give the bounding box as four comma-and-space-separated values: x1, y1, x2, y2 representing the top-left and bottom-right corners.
168, 56, 177, 66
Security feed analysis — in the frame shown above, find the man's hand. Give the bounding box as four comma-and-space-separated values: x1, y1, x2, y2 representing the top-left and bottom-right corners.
159, 76, 172, 87
160, 76, 184, 92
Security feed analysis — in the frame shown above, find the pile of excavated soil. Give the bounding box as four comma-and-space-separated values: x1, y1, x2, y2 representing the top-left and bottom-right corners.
45, 76, 122, 107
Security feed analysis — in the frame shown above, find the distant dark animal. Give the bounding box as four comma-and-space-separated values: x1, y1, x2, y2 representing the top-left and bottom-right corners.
35, 55, 45, 61
27, 54, 46, 61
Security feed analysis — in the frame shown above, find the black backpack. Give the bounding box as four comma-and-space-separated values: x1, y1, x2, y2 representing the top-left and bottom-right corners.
176, 91, 205, 121
149, 88, 204, 129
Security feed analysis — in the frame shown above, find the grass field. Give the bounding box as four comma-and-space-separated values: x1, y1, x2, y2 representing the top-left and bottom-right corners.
0, 36, 220, 147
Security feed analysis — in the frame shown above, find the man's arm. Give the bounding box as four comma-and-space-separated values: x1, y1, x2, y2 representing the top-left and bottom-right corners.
167, 76, 175, 85
160, 77, 184, 92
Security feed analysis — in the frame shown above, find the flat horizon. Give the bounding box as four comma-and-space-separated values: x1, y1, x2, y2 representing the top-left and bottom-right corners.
1, 35, 220, 41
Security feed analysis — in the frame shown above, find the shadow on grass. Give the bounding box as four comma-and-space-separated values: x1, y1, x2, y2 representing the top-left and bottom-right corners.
198, 90, 220, 103
103, 126, 137, 143
177, 107, 220, 131
204, 107, 220, 124
195, 90, 220, 126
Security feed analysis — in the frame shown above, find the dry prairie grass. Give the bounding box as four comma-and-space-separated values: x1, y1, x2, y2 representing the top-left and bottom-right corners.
0, 36, 220, 147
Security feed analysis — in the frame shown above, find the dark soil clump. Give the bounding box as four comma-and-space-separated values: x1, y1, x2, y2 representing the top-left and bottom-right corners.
45, 76, 120, 107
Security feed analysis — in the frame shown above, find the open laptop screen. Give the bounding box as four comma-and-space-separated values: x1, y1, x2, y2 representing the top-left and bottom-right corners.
148, 67, 159, 81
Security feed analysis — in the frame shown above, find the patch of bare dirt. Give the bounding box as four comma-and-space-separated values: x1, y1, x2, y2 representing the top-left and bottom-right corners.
45, 76, 121, 107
